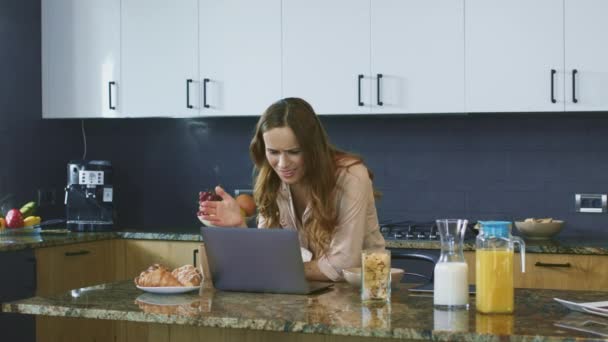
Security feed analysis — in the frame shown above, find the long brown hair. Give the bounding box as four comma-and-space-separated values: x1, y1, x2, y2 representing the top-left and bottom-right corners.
249, 98, 374, 257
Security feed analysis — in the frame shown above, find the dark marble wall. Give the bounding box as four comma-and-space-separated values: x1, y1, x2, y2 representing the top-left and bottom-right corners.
2, 0, 607, 237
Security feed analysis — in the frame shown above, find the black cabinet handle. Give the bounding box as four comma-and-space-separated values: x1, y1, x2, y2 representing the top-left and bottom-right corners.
193, 249, 199, 267
64, 250, 90, 257
186, 79, 193, 109
550, 69, 557, 103
203, 78, 210, 108
535, 261, 571, 268
572, 69, 578, 103
357, 74, 364, 106
377, 74, 383, 106
109, 81, 116, 110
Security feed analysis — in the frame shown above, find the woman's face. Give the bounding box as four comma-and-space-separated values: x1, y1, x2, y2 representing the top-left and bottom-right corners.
263, 126, 306, 185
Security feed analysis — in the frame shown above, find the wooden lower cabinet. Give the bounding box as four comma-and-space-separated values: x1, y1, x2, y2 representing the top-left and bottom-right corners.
464, 251, 608, 291
35, 239, 200, 342
35, 240, 124, 342
516, 253, 608, 290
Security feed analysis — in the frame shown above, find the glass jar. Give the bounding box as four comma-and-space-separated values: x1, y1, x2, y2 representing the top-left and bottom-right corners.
434, 219, 469, 310
475, 221, 525, 314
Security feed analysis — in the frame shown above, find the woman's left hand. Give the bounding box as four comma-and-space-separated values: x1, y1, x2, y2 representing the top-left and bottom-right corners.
198, 186, 246, 227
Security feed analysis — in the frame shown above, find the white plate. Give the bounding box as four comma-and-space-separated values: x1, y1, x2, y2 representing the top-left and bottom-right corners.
136, 293, 199, 306
136, 285, 200, 294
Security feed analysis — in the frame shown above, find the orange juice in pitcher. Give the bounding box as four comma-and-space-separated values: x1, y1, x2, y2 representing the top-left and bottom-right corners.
475, 221, 525, 314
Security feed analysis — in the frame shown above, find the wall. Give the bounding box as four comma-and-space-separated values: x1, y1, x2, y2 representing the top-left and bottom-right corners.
2, 0, 607, 237
78, 114, 608, 237
0, 0, 82, 221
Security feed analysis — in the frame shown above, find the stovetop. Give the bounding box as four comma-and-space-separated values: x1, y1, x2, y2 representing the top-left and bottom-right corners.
379, 220, 478, 241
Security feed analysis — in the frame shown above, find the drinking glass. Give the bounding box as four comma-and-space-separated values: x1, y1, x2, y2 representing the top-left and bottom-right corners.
361, 249, 391, 302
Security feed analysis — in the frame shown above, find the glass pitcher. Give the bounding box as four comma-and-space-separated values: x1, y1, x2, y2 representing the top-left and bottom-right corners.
475, 221, 525, 314
434, 219, 469, 310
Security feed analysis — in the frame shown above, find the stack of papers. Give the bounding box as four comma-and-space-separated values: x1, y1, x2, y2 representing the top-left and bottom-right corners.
554, 298, 608, 318
554, 298, 608, 337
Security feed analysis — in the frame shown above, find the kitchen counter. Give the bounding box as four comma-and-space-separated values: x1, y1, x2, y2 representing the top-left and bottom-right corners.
1, 230, 607, 255
3, 280, 608, 341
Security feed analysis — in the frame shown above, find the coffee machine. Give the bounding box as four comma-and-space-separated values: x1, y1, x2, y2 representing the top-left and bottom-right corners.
65, 160, 114, 232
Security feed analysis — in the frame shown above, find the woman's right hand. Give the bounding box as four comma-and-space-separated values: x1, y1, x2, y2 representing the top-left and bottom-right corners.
197, 186, 246, 227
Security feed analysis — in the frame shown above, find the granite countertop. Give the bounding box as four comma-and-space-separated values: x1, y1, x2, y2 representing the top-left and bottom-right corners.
3, 280, 608, 341
1, 230, 607, 255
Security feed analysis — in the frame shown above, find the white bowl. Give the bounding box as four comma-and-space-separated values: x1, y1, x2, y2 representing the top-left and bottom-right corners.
342, 267, 404, 287
200, 215, 257, 228
200, 218, 219, 227
514, 220, 564, 240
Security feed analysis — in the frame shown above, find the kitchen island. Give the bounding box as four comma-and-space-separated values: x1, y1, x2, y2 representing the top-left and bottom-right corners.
3, 280, 607, 342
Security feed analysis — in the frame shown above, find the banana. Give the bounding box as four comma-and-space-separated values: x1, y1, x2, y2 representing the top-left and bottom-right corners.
20, 201, 37, 218
23, 216, 41, 227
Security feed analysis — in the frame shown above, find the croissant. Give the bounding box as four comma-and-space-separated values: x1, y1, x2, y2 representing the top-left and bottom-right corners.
134, 264, 181, 287
172, 264, 202, 287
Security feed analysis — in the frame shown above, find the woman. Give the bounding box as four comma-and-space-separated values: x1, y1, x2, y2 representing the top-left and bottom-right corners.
198, 98, 385, 281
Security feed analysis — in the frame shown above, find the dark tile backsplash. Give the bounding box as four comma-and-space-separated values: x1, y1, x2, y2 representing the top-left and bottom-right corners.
2, 0, 607, 237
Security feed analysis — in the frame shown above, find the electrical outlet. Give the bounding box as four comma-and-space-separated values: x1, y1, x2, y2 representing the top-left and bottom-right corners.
234, 189, 253, 196
575, 193, 607, 213
37, 188, 57, 207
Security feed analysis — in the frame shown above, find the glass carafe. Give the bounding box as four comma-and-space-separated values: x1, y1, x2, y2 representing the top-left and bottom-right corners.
434, 219, 469, 310
475, 221, 525, 314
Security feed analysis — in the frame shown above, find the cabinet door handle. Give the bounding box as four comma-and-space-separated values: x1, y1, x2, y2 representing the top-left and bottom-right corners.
357, 74, 364, 106
108, 81, 116, 110
377, 74, 383, 106
535, 261, 571, 268
550, 69, 557, 103
186, 79, 193, 109
64, 250, 90, 257
203, 78, 210, 108
572, 69, 578, 103
193, 249, 199, 267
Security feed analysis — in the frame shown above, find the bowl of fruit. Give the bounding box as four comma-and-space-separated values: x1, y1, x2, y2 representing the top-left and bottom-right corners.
514, 218, 564, 240
0, 200, 42, 234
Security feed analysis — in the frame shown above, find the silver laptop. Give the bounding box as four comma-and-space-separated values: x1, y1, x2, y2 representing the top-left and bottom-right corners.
200, 227, 333, 294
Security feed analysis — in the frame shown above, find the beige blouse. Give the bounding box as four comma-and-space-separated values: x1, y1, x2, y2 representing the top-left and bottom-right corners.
258, 163, 386, 281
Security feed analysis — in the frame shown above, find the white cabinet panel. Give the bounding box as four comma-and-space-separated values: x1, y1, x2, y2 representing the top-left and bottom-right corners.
121, 0, 199, 117
282, 0, 371, 115
200, 0, 281, 116
42, 0, 120, 118
565, 0, 608, 111
371, 0, 464, 114
465, 0, 564, 113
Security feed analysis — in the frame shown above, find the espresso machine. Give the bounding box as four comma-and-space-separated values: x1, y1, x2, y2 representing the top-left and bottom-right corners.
65, 160, 114, 232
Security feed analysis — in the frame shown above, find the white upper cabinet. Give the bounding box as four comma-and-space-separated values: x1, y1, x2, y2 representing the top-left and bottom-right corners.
121, 0, 199, 117
465, 0, 565, 113
565, 0, 608, 111
42, 0, 121, 118
282, 0, 371, 115
199, 0, 281, 116
371, 0, 464, 114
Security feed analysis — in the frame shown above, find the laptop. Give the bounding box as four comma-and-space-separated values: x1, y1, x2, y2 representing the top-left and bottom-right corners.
200, 227, 333, 294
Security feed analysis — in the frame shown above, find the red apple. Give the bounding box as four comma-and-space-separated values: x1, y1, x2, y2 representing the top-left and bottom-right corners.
5, 209, 24, 229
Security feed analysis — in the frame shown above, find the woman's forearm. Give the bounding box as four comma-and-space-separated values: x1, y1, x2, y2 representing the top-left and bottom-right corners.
304, 260, 331, 281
